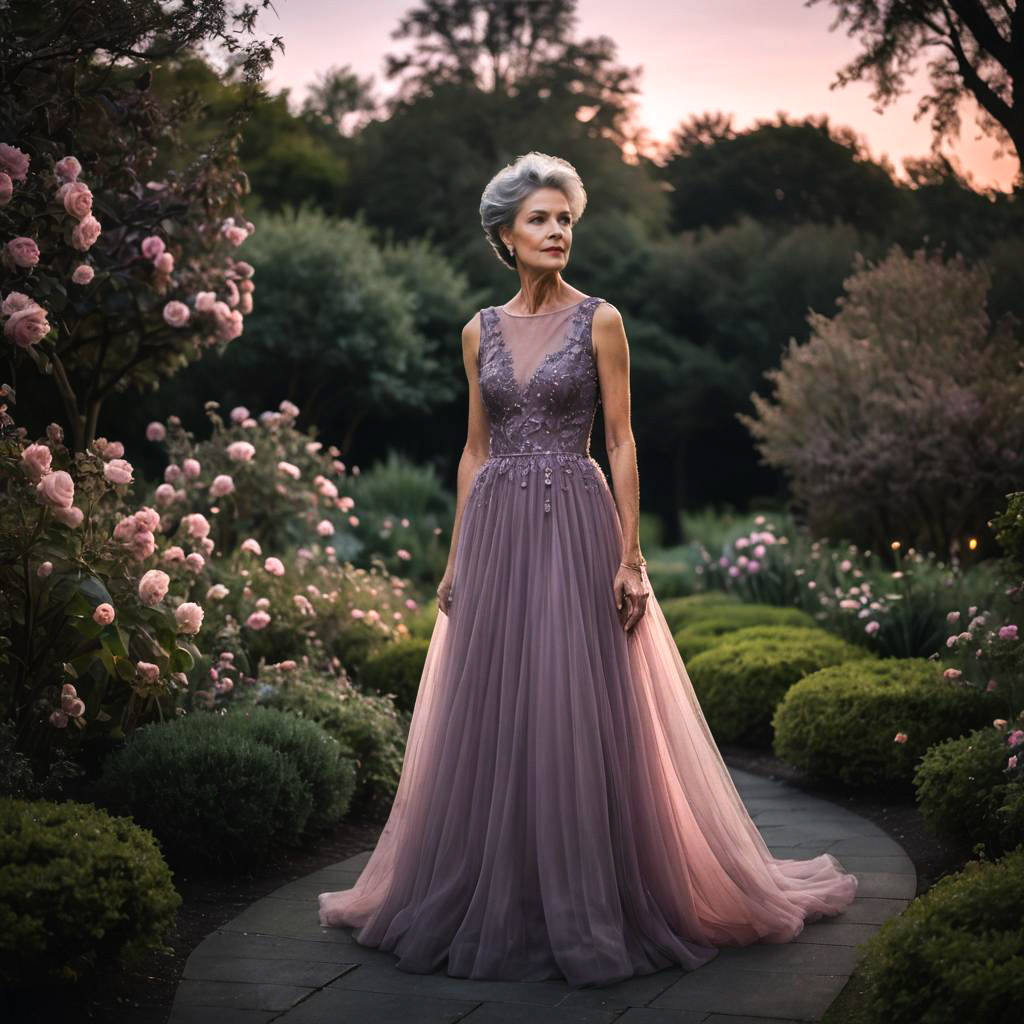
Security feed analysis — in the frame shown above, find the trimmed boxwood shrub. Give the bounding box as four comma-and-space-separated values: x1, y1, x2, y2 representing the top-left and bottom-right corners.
673, 604, 818, 658
772, 659, 1005, 788
94, 707, 350, 872
0, 797, 181, 988
659, 591, 743, 633
685, 625, 871, 746
914, 726, 1024, 855
259, 679, 408, 822
855, 846, 1024, 1024
358, 638, 430, 713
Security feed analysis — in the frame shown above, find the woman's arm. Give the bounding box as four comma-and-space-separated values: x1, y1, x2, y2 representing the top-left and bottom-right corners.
437, 312, 491, 613
593, 301, 649, 630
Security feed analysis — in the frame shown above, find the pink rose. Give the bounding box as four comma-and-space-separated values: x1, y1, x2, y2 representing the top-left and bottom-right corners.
49, 709, 69, 728
1, 291, 32, 316
130, 529, 156, 561
155, 483, 176, 507
185, 552, 205, 572
210, 474, 234, 498
37, 561, 53, 578
71, 263, 94, 285
999, 624, 1018, 640
0, 173, 12, 206
316, 519, 334, 537
137, 661, 160, 684
175, 601, 204, 634
134, 506, 161, 533
21, 443, 52, 481
240, 537, 262, 555
36, 470, 74, 508
6, 237, 40, 268
200, 537, 214, 556
146, 421, 166, 442
277, 461, 300, 479
4, 303, 50, 348
141, 235, 165, 260
245, 609, 271, 630
227, 440, 255, 462
138, 568, 170, 606
164, 464, 182, 484
183, 458, 201, 479
0, 144, 29, 181
230, 405, 250, 423
154, 251, 174, 274
61, 693, 85, 717
52, 505, 84, 528
163, 300, 190, 327
195, 291, 217, 313
54, 155, 81, 182
62, 181, 93, 220
92, 603, 115, 625
103, 458, 134, 485
264, 556, 285, 577
183, 513, 210, 539
71, 214, 101, 251
163, 545, 185, 562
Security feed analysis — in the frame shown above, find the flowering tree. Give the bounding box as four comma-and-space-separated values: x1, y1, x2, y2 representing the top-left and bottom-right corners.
0, 0, 281, 450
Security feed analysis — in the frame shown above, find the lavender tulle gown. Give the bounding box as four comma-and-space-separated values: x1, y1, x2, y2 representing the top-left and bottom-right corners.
318, 295, 858, 987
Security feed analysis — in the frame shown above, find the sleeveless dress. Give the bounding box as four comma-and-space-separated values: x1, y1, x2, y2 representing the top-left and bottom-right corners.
317, 295, 858, 988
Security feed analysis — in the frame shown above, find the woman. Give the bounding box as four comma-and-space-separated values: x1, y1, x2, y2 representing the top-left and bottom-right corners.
319, 151, 858, 988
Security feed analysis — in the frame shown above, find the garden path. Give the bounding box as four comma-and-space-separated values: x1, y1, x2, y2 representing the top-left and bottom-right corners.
167, 765, 914, 1024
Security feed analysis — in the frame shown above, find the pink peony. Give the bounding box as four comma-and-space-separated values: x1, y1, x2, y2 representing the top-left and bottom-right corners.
146, 421, 166, 442
36, 470, 74, 508
4, 302, 50, 348
183, 458, 201, 479
71, 214, 101, 251
264, 556, 285, 577
52, 505, 84, 528
54, 155, 81, 182
62, 181, 93, 220
103, 458, 134, 485
245, 609, 271, 630
163, 300, 190, 327
210, 474, 235, 498
227, 440, 255, 462
240, 537, 262, 555
21, 443, 52, 481
6, 237, 40, 268
92, 603, 115, 625
136, 661, 160, 684
175, 601, 204, 634
138, 568, 170, 606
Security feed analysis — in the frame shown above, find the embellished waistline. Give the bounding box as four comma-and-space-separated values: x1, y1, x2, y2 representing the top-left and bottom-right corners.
486, 450, 588, 460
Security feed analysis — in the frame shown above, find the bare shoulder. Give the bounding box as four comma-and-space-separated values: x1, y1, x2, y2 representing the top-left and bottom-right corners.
593, 300, 623, 330
592, 300, 625, 359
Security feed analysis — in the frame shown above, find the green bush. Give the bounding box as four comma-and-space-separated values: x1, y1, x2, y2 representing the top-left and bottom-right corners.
0, 797, 181, 987
856, 846, 1024, 1024
358, 638, 430, 713
659, 591, 743, 633
772, 658, 1005, 788
914, 726, 1024, 855
94, 708, 340, 871
685, 625, 871, 746
673, 603, 818, 658
259, 677, 408, 821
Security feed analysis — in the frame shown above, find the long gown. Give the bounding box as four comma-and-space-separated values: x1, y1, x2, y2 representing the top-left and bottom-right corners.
318, 295, 858, 988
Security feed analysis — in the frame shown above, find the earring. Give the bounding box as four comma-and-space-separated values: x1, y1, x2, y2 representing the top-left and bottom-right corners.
507, 244, 514, 257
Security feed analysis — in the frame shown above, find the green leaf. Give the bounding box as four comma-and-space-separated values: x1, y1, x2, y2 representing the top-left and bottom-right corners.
72, 617, 104, 640
169, 646, 195, 673
113, 656, 136, 683
99, 626, 128, 659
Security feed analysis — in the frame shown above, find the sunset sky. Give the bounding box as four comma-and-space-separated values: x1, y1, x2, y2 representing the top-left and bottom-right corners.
253, 0, 1018, 193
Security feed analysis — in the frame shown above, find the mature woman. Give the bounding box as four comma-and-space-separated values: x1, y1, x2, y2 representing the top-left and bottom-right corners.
319, 151, 858, 989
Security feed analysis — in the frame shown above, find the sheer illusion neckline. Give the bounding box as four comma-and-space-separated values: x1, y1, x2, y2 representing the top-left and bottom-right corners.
499, 296, 589, 317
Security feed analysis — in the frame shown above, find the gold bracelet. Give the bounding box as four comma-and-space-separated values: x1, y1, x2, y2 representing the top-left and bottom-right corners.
620, 557, 647, 571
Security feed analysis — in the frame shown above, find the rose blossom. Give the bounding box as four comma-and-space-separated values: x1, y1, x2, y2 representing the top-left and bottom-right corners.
52, 505, 84, 528
71, 264, 94, 285
138, 568, 170, 606
37, 561, 54, 578
21, 443, 52, 481
240, 537, 262, 555
245, 610, 271, 630
195, 290, 216, 313
0, 172, 11, 206
71, 215, 101, 251
62, 181, 93, 219
255, 597, 270, 609
183, 458, 201, 479
155, 483, 176, 506
136, 661, 160, 684
227, 440, 255, 462
130, 530, 156, 561
206, 583, 229, 600
185, 552, 205, 572
49, 709, 69, 728
0, 144, 29, 180
183, 512, 210, 539
264, 556, 285, 577
103, 458, 134, 485
154, 251, 174, 274
141, 235, 165, 260
36, 470, 74, 508
316, 519, 334, 537
92, 603, 115, 626
163, 300, 190, 327
163, 545, 185, 563
175, 601, 204, 634
200, 536, 214, 556
164, 464, 182, 484
230, 405, 250, 423
6, 236, 39, 268
54, 155, 81, 181
4, 303, 50, 348
209, 474, 234, 498
146, 421, 166, 442
277, 461, 300, 479
61, 693, 85, 717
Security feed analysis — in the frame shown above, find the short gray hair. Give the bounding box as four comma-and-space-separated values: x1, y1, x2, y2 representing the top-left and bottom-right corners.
479, 151, 588, 270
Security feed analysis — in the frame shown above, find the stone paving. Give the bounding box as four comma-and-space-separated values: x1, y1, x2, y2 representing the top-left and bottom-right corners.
168, 766, 915, 1024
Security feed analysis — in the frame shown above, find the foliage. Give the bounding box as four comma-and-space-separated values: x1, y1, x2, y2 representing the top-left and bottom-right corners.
0, 0, 282, 450
358, 638, 431, 714
772, 658, 1005, 788
0, 795, 181, 987
855, 846, 1024, 1024
914, 722, 1024, 857
93, 707, 345, 872
738, 246, 1024, 556
685, 625, 872, 747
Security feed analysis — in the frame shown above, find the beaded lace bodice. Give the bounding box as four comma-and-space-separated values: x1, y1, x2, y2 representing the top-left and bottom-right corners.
469, 295, 606, 510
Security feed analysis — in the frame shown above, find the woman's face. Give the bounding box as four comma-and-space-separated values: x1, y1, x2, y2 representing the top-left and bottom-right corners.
502, 187, 572, 271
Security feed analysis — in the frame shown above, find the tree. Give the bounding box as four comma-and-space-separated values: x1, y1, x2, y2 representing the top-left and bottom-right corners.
808, 0, 1024, 184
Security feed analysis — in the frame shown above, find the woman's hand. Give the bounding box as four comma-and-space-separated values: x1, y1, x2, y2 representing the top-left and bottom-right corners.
437, 567, 456, 616
614, 563, 650, 632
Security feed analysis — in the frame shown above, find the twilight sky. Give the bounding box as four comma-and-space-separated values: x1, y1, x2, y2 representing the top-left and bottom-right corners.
252, 0, 1018, 193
